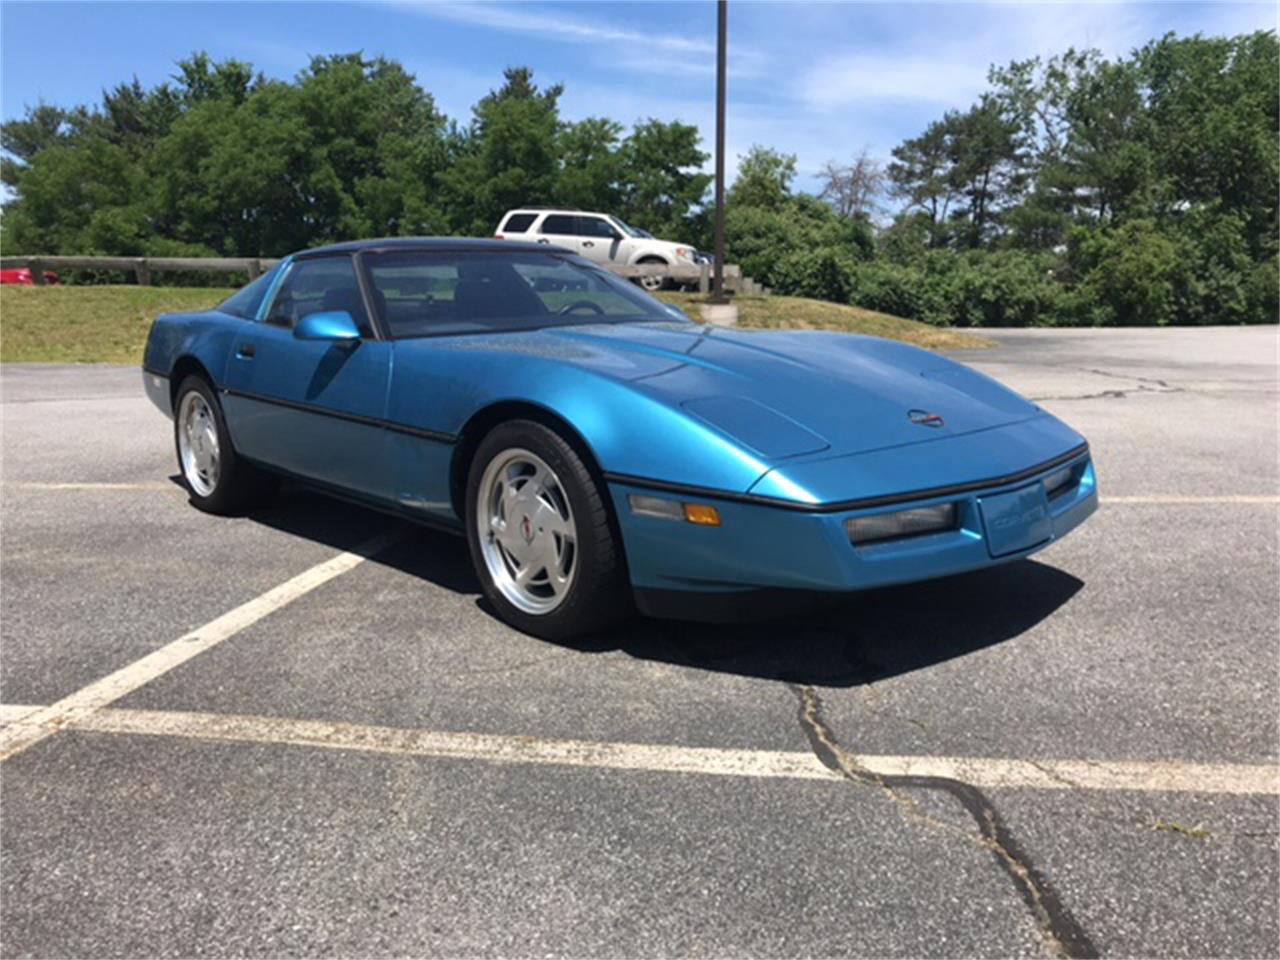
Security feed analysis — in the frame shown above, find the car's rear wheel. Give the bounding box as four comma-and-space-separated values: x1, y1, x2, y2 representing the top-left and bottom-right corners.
174, 375, 275, 515
466, 420, 628, 639
635, 256, 670, 292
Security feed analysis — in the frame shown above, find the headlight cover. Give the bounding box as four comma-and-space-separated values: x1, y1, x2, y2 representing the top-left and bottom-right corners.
846, 503, 957, 545
1042, 465, 1076, 499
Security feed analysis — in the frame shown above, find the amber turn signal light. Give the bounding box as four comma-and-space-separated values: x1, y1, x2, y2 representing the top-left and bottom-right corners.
682, 503, 721, 526
628, 495, 722, 527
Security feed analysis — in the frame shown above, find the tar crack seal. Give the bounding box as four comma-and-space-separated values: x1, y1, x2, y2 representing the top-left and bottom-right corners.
788, 682, 1099, 960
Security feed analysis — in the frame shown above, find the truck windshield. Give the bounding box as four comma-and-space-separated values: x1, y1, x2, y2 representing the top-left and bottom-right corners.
609, 217, 650, 239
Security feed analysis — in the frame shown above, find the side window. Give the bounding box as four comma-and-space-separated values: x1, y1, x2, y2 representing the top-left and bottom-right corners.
216, 268, 277, 320
577, 216, 618, 239
539, 214, 577, 236
263, 256, 370, 333
501, 213, 536, 233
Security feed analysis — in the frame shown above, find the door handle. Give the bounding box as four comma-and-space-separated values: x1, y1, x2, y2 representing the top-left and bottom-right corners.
582, 241, 595, 248
236, 343, 256, 359
537, 238, 550, 244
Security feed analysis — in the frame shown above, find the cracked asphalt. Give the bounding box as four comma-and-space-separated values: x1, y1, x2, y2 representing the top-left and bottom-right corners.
1, 325, 1277, 958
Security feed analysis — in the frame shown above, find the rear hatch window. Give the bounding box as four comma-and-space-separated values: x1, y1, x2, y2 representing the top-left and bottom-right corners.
500, 213, 537, 233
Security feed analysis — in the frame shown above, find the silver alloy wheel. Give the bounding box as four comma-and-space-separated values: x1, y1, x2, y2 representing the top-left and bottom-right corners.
477, 448, 578, 615
177, 389, 220, 497
638, 272, 665, 292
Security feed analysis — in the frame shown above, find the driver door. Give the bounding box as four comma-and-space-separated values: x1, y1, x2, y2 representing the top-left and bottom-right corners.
574, 215, 623, 264
220, 255, 395, 500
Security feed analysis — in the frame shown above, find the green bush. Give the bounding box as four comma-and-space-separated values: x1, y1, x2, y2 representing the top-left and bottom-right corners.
1246, 257, 1280, 324
1067, 220, 1179, 326
1168, 210, 1259, 325
845, 262, 929, 321
726, 197, 872, 288
941, 252, 1064, 327
771, 247, 858, 302
771, 225, 1277, 329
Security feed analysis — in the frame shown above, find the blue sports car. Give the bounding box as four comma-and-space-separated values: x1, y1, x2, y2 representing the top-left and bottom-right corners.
143, 238, 1097, 638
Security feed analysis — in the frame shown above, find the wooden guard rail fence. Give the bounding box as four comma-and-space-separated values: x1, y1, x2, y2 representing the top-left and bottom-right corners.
1, 256, 280, 286
0, 255, 764, 295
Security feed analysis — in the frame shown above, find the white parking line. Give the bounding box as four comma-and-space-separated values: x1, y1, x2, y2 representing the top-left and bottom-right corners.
1101, 495, 1279, 504
0, 530, 401, 762
3, 703, 1275, 795
4, 482, 177, 491
0, 704, 44, 725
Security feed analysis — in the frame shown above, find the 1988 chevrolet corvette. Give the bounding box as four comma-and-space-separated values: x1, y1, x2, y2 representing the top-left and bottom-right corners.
143, 238, 1097, 638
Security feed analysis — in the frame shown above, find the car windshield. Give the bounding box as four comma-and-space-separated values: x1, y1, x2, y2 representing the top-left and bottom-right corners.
609, 216, 649, 239
363, 250, 686, 339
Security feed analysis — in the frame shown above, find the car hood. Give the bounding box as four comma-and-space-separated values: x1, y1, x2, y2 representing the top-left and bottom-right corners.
641, 238, 691, 256
538, 322, 1040, 461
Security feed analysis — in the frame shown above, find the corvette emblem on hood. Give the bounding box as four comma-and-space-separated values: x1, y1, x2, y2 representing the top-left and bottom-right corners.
908, 409, 945, 428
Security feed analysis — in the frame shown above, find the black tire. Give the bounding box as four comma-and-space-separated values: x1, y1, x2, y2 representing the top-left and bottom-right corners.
634, 256, 671, 292
172, 375, 276, 515
465, 419, 629, 640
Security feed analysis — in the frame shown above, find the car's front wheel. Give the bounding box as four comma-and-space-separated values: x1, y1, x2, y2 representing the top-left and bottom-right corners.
465, 420, 628, 639
173, 375, 275, 515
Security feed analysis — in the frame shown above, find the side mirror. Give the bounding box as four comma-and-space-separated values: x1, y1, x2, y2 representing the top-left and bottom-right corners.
294, 310, 361, 342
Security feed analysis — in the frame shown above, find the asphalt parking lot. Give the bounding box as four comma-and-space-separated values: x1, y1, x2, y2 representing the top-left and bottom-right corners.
1, 325, 1277, 958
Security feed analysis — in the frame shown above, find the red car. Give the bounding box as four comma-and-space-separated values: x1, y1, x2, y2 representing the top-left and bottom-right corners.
0, 268, 60, 285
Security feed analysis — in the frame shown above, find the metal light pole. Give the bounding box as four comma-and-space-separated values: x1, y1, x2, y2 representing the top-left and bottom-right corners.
711, 0, 727, 304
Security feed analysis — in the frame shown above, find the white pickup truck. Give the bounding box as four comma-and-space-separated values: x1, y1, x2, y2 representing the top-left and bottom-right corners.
495, 208, 700, 290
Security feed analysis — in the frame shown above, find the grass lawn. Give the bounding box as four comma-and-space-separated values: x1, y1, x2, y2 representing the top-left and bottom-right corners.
1, 285, 228, 363
657, 291, 991, 350
0, 284, 989, 363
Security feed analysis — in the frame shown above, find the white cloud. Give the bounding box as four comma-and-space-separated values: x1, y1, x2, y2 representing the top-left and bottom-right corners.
801, 53, 988, 109
392, 1, 768, 78
791, 1, 1268, 113
395, 1, 711, 56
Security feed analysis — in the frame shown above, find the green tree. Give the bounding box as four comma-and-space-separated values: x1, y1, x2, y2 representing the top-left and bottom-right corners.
893, 30, 1279, 324
146, 84, 307, 256
554, 117, 624, 211
1, 137, 145, 255
946, 96, 1029, 247
1062, 58, 1158, 224
727, 145, 795, 210
293, 53, 448, 240
92, 78, 185, 153
441, 67, 563, 235
988, 51, 1087, 249
1, 103, 74, 192
173, 52, 260, 105
888, 120, 957, 249
615, 119, 710, 239
1139, 31, 1279, 258
141, 54, 449, 256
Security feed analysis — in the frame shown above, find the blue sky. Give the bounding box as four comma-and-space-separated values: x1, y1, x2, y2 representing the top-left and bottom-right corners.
2, 1, 1275, 191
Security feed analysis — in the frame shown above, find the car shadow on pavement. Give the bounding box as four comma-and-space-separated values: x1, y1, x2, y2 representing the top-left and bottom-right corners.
232, 485, 482, 594
235, 484, 1084, 689
598, 560, 1084, 687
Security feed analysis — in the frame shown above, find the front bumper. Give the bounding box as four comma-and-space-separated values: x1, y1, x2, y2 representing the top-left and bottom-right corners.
610, 452, 1097, 618
142, 368, 172, 418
